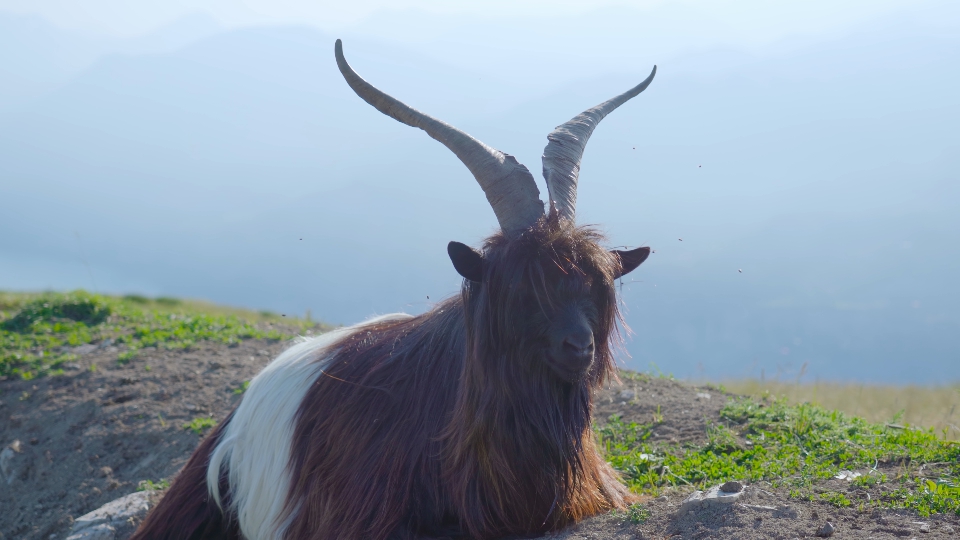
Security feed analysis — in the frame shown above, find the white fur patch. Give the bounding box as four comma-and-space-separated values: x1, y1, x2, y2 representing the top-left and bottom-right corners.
207, 313, 412, 540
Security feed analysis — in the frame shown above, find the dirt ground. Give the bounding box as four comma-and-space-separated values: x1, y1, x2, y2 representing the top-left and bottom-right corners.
1, 336, 957, 539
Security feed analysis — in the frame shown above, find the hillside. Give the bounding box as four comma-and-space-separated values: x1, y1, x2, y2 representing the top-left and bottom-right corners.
1, 292, 957, 539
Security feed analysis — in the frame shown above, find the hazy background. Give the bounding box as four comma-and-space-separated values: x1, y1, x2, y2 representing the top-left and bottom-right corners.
1, 0, 958, 383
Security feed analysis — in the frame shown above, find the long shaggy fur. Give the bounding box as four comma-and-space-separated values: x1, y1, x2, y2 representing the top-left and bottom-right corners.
133, 220, 637, 540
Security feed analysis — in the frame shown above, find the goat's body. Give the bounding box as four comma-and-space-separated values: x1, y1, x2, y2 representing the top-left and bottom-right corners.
134, 299, 632, 540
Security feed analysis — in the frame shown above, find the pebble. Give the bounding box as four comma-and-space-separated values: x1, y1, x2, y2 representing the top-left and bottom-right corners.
696, 392, 711, 400
655, 495, 668, 502
679, 483, 743, 513
816, 521, 836, 537
618, 390, 635, 400
919, 523, 930, 533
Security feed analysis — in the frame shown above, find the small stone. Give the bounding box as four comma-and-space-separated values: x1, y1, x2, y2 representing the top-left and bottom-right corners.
66, 523, 116, 540
618, 390, 635, 400
943, 525, 955, 534
834, 470, 862, 481
655, 495, 668, 502
64, 363, 82, 370
98, 466, 113, 477
720, 480, 743, 493
919, 523, 930, 533
679, 483, 743, 513
696, 392, 711, 400
257, 349, 268, 356
816, 521, 836, 537
74, 344, 98, 355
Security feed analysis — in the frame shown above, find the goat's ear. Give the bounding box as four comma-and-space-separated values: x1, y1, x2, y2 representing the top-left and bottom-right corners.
611, 246, 651, 279
448, 241, 484, 282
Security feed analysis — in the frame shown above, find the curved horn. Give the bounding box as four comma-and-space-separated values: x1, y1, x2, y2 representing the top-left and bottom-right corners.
335, 39, 544, 235
541, 66, 657, 222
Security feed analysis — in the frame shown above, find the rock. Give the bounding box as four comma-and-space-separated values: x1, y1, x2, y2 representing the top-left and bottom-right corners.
618, 390, 635, 400
816, 521, 836, 537
74, 344, 98, 355
1, 440, 22, 485
655, 495, 668, 502
834, 470, 861, 481
679, 483, 743, 513
68, 491, 152, 540
696, 392, 711, 400
99, 466, 113, 478
719, 480, 743, 493
919, 522, 930, 533
66, 523, 116, 540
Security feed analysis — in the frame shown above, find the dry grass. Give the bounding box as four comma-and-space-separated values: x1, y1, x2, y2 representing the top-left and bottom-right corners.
721, 379, 960, 440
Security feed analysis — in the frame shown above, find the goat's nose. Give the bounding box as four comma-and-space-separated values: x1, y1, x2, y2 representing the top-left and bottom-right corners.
562, 334, 595, 357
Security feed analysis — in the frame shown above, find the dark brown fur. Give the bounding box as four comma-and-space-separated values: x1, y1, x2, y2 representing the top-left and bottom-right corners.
282, 220, 637, 540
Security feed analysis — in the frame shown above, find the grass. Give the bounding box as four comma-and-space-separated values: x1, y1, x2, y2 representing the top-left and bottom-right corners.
724, 379, 960, 441
597, 396, 960, 517
0, 290, 324, 380
183, 416, 218, 435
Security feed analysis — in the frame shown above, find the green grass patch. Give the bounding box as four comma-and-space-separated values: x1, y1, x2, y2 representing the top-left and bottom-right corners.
183, 417, 218, 435
1, 290, 323, 379
137, 478, 171, 492
597, 396, 960, 517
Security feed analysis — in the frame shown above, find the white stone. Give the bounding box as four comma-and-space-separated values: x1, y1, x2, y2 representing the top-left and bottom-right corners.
834, 470, 861, 481
66, 523, 116, 540
618, 390, 635, 400
696, 392, 711, 400
1, 442, 19, 485
72, 491, 151, 530
679, 484, 743, 513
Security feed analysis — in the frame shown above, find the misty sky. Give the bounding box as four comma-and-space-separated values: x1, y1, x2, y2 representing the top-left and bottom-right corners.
1, 1, 958, 383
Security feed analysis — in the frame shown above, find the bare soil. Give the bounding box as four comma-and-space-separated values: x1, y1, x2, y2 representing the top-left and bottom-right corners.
1, 338, 957, 539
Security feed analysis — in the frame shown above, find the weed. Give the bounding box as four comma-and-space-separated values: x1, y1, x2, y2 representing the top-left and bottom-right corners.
233, 380, 251, 395
117, 350, 138, 365
183, 417, 217, 435
137, 478, 170, 491
820, 491, 852, 508
626, 503, 650, 524
652, 404, 664, 425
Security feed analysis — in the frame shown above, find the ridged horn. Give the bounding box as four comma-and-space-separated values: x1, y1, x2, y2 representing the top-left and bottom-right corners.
335, 39, 545, 235
541, 66, 657, 222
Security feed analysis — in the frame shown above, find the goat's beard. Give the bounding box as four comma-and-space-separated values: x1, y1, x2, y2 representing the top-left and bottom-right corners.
440, 332, 615, 538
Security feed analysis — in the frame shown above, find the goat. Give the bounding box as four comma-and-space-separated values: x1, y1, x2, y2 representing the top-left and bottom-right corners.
131, 40, 655, 540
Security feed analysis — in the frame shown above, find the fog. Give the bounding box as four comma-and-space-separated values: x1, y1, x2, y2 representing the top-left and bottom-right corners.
1, 2, 958, 383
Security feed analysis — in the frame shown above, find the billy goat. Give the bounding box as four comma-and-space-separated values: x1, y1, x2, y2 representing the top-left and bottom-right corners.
131, 39, 656, 540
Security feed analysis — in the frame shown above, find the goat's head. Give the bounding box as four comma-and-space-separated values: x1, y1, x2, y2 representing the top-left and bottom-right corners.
335, 40, 653, 388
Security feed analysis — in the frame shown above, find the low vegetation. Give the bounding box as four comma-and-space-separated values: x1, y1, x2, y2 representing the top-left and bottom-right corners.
724, 379, 960, 441
0, 290, 320, 380
597, 395, 960, 517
